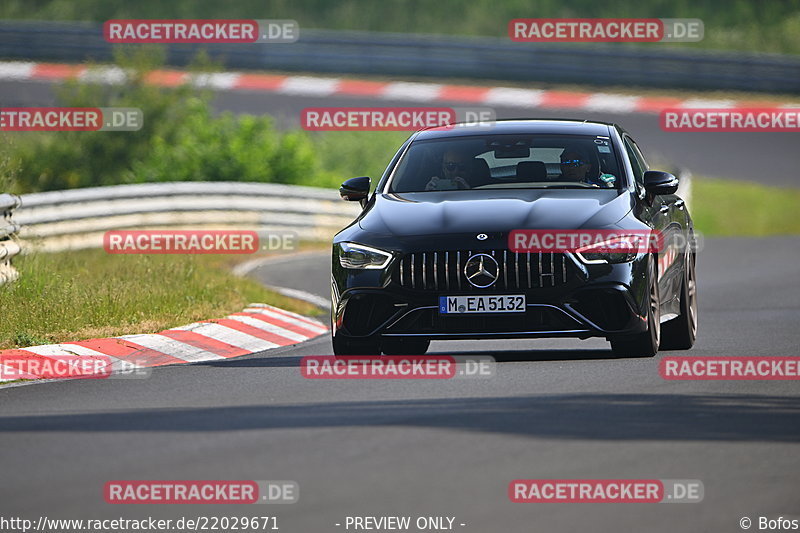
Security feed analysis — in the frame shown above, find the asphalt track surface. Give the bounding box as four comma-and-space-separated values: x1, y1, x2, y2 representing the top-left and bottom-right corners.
1, 74, 799, 531
1, 78, 799, 186
1, 237, 799, 532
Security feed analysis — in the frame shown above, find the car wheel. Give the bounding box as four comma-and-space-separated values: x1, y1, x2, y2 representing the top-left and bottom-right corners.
331, 333, 382, 355
381, 338, 431, 355
660, 252, 698, 350
610, 258, 660, 357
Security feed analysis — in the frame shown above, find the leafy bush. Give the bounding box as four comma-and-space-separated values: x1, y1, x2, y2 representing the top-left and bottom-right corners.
10, 48, 203, 191
1, 45, 428, 193
128, 106, 318, 185
0, 139, 21, 193
7, 49, 332, 192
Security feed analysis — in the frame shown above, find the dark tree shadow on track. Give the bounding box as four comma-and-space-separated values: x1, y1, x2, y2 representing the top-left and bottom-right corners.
197, 348, 634, 368
453, 349, 632, 362
1, 393, 798, 443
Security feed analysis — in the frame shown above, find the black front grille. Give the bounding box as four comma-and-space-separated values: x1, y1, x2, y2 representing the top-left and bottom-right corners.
342, 294, 398, 335
570, 289, 634, 331
394, 250, 570, 291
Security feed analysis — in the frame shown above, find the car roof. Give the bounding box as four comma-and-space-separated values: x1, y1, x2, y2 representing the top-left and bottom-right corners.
414, 119, 615, 140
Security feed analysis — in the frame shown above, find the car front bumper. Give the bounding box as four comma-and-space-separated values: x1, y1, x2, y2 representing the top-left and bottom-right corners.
331, 249, 651, 342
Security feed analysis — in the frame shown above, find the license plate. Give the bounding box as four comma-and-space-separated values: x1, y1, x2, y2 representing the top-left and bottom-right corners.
439, 295, 526, 314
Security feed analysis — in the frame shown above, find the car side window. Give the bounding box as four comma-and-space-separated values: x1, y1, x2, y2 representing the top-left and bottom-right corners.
630, 139, 649, 172
623, 136, 646, 187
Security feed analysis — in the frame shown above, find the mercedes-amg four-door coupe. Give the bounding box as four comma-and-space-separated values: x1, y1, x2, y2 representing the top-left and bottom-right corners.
331, 119, 697, 357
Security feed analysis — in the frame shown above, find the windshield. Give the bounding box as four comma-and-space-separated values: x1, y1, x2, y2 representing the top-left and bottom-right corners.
387, 134, 622, 192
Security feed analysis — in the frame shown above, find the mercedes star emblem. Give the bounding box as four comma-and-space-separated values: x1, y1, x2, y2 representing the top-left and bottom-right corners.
464, 253, 499, 288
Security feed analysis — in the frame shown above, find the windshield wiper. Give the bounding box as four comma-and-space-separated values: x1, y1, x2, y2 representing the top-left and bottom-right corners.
540, 183, 600, 189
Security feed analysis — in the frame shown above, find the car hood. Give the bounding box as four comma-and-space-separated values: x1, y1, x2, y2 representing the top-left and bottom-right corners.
358, 189, 632, 238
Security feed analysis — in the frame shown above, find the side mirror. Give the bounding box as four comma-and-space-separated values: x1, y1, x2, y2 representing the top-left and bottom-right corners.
643, 170, 679, 196
340, 176, 371, 208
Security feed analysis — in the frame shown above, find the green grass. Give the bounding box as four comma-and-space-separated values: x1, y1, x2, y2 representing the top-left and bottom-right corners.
314, 131, 411, 188
0, 248, 324, 350
1, 0, 799, 55
692, 177, 800, 236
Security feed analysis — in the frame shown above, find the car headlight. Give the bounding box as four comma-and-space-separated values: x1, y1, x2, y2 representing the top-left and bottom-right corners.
575, 235, 646, 264
338, 242, 393, 269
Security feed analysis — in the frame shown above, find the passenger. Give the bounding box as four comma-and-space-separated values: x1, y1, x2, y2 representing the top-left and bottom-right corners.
425, 149, 472, 190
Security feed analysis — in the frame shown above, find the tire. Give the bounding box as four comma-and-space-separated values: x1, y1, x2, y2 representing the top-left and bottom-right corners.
660, 252, 698, 350
381, 338, 431, 355
610, 258, 660, 357
331, 334, 381, 355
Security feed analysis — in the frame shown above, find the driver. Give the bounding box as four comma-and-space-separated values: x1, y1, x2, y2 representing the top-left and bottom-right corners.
425, 149, 472, 190
559, 145, 594, 182
559, 144, 616, 187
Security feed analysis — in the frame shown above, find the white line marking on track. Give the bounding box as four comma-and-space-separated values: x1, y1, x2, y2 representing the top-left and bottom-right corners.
280, 76, 341, 96
19, 344, 131, 375
264, 286, 331, 311
583, 93, 640, 113
225, 315, 308, 342
382, 82, 443, 102
680, 98, 736, 109
118, 334, 226, 362
0, 61, 35, 80
243, 308, 328, 333
191, 72, 241, 90
80, 66, 127, 84
483, 87, 544, 108
173, 323, 279, 352
249, 302, 328, 327
232, 251, 327, 277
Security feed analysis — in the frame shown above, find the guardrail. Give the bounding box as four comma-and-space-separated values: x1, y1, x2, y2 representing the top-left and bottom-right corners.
17, 171, 692, 249
16, 182, 360, 252
0, 21, 798, 93
13, 172, 692, 254
0, 193, 21, 284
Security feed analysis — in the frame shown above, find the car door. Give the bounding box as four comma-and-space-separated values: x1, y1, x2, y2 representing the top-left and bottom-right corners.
622, 135, 683, 314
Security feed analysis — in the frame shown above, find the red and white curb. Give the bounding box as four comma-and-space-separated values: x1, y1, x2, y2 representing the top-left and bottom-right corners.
1, 60, 796, 115
0, 303, 328, 383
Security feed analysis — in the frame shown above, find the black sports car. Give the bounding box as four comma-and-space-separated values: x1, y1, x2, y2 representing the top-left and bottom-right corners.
331, 119, 697, 357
